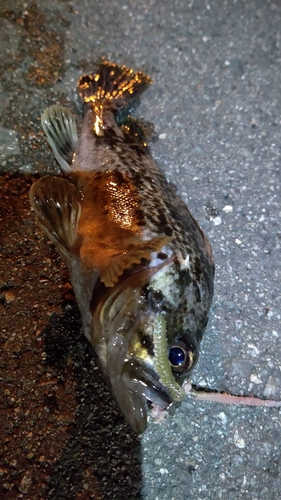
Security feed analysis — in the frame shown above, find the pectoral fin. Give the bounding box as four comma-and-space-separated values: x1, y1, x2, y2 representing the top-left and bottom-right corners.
29, 176, 81, 258
41, 105, 78, 173
97, 236, 172, 287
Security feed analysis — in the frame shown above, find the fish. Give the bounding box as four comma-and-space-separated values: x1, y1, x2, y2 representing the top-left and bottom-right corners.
29, 60, 215, 433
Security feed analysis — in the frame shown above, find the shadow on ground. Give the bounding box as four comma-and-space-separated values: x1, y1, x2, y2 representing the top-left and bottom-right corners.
42, 308, 142, 500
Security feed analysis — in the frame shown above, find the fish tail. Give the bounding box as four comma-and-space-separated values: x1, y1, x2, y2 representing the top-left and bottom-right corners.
77, 60, 152, 110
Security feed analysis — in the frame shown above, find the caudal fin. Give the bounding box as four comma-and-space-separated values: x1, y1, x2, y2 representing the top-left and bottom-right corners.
77, 60, 152, 110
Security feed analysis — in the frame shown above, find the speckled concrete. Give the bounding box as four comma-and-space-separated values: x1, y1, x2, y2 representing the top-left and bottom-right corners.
1, 0, 281, 499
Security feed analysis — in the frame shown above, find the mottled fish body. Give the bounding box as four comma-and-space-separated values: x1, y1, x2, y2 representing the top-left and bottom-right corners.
30, 61, 214, 433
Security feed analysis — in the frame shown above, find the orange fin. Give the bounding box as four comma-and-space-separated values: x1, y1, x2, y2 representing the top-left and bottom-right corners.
97, 236, 172, 287
29, 176, 81, 258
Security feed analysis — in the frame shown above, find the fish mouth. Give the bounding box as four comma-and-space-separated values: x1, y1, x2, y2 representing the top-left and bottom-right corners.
103, 347, 176, 434
119, 313, 187, 433
122, 357, 174, 410
103, 311, 186, 434
110, 357, 176, 435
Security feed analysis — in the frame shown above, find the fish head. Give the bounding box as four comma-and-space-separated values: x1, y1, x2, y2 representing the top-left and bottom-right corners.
91, 268, 201, 434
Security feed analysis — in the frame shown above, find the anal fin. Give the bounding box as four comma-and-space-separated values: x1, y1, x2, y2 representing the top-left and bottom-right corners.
29, 176, 81, 258
41, 105, 78, 173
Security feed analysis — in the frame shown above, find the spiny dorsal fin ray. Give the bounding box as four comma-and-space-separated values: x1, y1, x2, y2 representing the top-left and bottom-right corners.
29, 176, 81, 258
41, 105, 78, 174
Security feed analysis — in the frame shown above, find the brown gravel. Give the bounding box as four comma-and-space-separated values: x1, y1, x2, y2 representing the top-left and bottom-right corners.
0, 174, 142, 500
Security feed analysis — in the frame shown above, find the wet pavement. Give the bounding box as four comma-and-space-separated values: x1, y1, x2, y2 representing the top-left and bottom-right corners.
0, 0, 281, 499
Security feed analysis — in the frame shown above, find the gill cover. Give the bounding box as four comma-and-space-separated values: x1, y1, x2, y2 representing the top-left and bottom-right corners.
93, 282, 185, 433
92, 286, 149, 434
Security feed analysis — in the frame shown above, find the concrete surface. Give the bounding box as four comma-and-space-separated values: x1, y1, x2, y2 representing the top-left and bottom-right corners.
0, 0, 281, 499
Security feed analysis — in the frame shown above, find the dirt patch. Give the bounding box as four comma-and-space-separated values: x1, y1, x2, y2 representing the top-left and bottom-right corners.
0, 174, 142, 499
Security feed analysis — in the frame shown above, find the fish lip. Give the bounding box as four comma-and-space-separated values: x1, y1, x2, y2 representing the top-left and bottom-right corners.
122, 358, 175, 410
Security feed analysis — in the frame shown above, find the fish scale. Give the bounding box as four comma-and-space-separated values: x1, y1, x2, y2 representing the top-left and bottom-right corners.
29, 60, 214, 433
77, 131, 176, 240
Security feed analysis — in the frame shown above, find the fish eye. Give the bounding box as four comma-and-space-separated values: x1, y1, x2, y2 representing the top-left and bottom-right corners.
168, 340, 195, 373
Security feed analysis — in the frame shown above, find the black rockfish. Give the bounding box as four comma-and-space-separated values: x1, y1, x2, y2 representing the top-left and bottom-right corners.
29, 61, 214, 433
